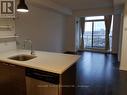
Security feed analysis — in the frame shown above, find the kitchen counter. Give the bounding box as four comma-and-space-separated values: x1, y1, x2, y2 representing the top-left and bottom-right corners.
0, 49, 80, 74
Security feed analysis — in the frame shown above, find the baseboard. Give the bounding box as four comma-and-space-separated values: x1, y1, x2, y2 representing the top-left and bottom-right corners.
63, 50, 83, 55
78, 49, 110, 53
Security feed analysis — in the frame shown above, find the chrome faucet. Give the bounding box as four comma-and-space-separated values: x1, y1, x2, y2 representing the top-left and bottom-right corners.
24, 39, 35, 55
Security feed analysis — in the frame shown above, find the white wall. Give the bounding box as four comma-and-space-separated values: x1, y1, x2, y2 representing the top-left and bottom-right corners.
111, 8, 124, 61
118, 13, 124, 61
120, 3, 127, 70
112, 14, 121, 54
73, 8, 114, 16
64, 16, 76, 52
15, 5, 66, 52
112, 13, 124, 62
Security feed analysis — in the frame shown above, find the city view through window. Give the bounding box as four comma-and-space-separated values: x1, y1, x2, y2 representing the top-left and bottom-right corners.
83, 16, 113, 49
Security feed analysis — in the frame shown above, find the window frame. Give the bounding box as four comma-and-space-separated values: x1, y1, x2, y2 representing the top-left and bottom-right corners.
84, 16, 106, 48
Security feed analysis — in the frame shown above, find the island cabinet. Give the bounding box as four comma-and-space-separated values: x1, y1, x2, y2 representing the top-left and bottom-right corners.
0, 61, 77, 95
26, 68, 60, 95
0, 61, 26, 95
25, 63, 76, 95
61, 63, 76, 95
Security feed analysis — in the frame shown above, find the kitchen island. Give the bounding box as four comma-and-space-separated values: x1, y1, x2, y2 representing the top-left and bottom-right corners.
0, 49, 80, 95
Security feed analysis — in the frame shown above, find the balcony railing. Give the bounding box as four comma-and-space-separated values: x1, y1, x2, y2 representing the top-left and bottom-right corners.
83, 35, 112, 49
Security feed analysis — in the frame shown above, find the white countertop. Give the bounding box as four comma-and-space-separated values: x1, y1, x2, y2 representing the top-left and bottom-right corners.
0, 49, 80, 74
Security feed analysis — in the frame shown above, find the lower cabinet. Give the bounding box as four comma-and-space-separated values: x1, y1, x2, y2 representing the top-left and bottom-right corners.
25, 63, 76, 95
0, 62, 26, 95
61, 63, 76, 95
0, 62, 76, 95
26, 76, 59, 95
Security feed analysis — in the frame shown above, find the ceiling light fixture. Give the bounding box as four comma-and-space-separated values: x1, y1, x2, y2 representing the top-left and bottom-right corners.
17, 0, 29, 12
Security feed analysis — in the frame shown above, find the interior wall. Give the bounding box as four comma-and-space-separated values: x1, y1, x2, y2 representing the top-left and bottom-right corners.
64, 16, 76, 52
112, 14, 121, 54
120, 3, 127, 70
15, 4, 66, 53
112, 7, 124, 61
73, 8, 114, 16
75, 17, 80, 51
118, 13, 124, 62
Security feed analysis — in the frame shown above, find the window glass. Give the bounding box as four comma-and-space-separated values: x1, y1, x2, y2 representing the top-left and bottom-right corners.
84, 22, 92, 47
93, 21, 105, 35
93, 21, 106, 47
85, 16, 104, 20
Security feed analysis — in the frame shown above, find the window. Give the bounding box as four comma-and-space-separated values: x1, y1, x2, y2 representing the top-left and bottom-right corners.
83, 16, 113, 50
85, 16, 104, 20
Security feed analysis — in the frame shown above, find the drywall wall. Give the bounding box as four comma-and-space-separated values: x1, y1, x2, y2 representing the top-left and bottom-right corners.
30, 0, 72, 15
120, 3, 127, 70
112, 9, 124, 61
75, 17, 80, 51
112, 14, 121, 54
64, 16, 76, 52
118, 13, 124, 62
73, 8, 114, 17
15, 5, 66, 52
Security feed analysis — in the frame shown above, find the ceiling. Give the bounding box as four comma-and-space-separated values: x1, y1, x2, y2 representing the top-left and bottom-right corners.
50, 0, 113, 10
29, 0, 127, 15
113, 0, 126, 6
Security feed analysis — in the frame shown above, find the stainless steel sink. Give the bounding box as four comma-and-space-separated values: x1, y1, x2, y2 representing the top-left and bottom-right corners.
8, 54, 36, 61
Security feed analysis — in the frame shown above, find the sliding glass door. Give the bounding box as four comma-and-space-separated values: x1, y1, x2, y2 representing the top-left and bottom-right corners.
84, 22, 92, 48
84, 16, 106, 49
93, 21, 105, 48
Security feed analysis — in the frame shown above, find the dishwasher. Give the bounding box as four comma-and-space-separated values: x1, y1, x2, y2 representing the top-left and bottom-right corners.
25, 68, 60, 95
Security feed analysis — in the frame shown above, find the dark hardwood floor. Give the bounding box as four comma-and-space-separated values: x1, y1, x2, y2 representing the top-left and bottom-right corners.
66, 51, 127, 95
